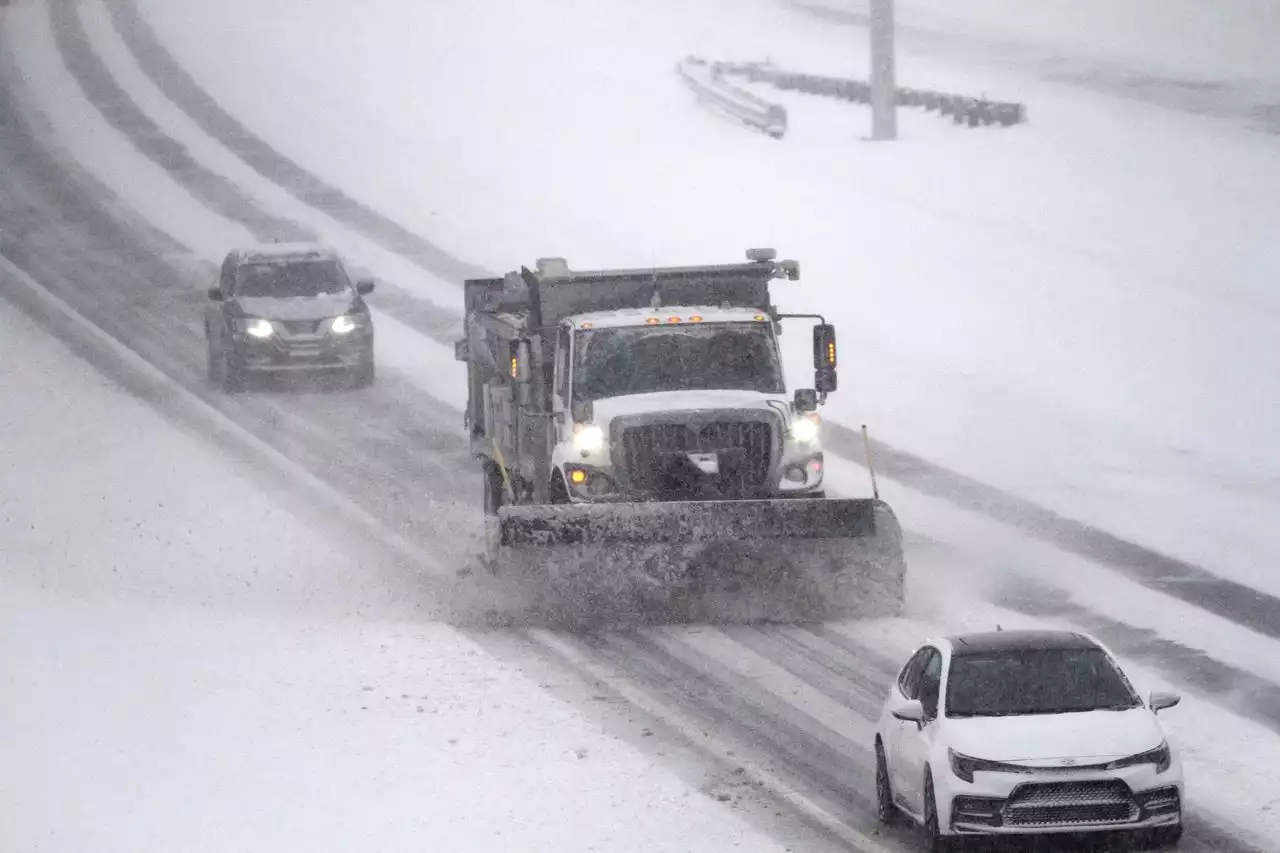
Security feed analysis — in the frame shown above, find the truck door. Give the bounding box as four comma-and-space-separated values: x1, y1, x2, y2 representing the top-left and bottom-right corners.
552, 324, 573, 444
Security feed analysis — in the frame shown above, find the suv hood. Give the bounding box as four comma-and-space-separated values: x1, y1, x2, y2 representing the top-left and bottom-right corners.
234, 293, 356, 321
589, 389, 789, 426
945, 708, 1164, 764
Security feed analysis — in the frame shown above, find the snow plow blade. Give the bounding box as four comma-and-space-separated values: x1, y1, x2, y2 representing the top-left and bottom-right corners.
489, 498, 905, 627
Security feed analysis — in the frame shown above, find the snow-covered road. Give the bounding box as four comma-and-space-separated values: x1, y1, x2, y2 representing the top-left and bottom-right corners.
3, 0, 1278, 850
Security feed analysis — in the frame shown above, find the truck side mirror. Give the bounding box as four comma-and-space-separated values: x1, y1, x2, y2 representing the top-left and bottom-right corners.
356, 278, 376, 295
813, 323, 837, 370
207, 286, 224, 301
813, 323, 837, 394
511, 340, 532, 384
793, 388, 818, 413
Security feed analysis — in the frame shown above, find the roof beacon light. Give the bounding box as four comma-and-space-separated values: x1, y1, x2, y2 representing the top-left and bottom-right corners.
746, 247, 777, 262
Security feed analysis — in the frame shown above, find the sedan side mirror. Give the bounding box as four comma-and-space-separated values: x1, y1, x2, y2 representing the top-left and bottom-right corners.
890, 697, 925, 723
794, 388, 818, 413
356, 278, 376, 295
207, 286, 224, 301
1149, 691, 1181, 713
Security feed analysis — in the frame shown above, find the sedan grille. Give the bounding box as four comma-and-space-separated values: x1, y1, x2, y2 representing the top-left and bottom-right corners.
1002, 780, 1138, 828
619, 421, 773, 497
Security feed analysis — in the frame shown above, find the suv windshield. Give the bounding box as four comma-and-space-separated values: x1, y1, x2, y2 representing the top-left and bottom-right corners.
946, 648, 1141, 717
235, 259, 350, 299
574, 323, 784, 402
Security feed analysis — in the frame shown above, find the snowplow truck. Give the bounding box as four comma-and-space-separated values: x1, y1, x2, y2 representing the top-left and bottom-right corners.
454, 248, 906, 625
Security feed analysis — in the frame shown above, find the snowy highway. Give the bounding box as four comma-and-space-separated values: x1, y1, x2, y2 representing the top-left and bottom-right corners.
3, 0, 1279, 851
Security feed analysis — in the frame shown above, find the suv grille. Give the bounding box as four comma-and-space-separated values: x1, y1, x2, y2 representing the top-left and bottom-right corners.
1003, 781, 1138, 828
281, 320, 322, 335
620, 421, 773, 497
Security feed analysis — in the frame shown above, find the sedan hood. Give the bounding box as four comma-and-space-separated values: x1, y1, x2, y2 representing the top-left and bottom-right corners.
945, 708, 1165, 764
590, 389, 788, 426
234, 294, 356, 321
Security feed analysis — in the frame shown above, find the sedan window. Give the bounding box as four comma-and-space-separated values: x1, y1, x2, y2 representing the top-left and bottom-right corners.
946, 648, 1141, 718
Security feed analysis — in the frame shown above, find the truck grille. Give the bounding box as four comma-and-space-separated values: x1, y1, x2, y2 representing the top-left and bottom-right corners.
620, 421, 773, 497
1002, 781, 1138, 828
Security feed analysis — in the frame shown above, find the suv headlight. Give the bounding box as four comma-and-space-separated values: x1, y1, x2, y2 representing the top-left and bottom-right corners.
1106, 740, 1171, 774
572, 424, 604, 454
330, 315, 358, 335
235, 318, 274, 339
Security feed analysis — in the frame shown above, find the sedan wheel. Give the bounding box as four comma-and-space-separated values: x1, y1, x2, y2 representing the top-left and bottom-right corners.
923, 773, 952, 853
874, 741, 899, 825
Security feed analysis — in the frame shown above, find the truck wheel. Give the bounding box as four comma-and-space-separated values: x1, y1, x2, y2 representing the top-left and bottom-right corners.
482, 461, 506, 516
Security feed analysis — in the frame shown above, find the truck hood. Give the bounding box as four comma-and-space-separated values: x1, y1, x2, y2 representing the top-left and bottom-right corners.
233, 294, 357, 321
589, 389, 789, 426
945, 708, 1164, 764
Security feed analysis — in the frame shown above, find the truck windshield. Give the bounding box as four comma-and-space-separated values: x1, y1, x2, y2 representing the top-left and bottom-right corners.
574, 323, 784, 401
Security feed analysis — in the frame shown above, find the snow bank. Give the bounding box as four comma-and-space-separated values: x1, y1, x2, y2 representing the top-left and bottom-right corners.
0, 300, 796, 852
131, 0, 1280, 592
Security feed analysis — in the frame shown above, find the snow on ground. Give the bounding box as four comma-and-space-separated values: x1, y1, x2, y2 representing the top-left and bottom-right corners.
0, 298, 800, 852
132, 0, 1280, 592
3, 4, 467, 412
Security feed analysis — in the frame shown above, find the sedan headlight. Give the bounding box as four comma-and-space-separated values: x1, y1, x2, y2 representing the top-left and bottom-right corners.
572, 424, 604, 454
949, 749, 1034, 784
1106, 740, 1171, 774
330, 315, 358, 335
236, 318, 274, 339
788, 414, 820, 444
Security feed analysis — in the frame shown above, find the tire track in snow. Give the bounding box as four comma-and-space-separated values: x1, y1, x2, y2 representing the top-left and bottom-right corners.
0, 40, 479, 573
103, 0, 1280, 647
103, 0, 488, 286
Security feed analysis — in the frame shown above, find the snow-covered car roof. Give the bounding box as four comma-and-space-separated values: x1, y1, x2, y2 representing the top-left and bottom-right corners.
568, 306, 773, 329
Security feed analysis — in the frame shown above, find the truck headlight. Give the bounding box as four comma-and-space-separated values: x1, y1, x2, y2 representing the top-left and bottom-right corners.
572, 424, 604, 454
330, 315, 357, 334
237, 318, 274, 339
789, 414, 820, 444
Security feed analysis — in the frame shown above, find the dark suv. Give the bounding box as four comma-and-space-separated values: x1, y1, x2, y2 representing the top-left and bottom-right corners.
204, 244, 376, 391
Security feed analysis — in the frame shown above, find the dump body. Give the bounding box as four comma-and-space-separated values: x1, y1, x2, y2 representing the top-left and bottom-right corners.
455, 249, 906, 626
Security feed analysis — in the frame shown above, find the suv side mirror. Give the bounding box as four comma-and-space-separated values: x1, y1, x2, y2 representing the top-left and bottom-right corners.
1149, 691, 1181, 713
356, 278, 376, 295
570, 398, 593, 423
207, 286, 224, 301
794, 388, 818, 413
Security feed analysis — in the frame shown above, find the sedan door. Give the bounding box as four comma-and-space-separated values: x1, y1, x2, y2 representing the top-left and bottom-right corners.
894, 647, 943, 813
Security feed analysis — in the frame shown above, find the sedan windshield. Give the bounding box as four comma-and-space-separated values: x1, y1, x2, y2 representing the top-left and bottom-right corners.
574, 323, 784, 402
946, 649, 1141, 717
235, 260, 350, 299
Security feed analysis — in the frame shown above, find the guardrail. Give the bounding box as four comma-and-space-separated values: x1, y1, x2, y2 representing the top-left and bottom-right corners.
723, 61, 1027, 128
675, 56, 788, 139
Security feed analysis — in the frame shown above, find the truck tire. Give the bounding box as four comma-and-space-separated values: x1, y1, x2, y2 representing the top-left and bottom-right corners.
482, 460, 506, 516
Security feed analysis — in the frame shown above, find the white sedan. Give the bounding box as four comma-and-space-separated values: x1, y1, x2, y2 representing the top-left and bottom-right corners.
873, 629, 1184, 851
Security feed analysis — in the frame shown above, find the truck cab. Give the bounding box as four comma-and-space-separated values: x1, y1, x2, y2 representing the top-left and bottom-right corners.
547, 305, 828, 503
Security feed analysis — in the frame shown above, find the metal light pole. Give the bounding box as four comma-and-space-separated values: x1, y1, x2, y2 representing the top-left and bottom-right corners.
869, 0, 897, 140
